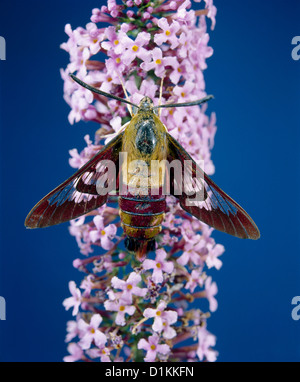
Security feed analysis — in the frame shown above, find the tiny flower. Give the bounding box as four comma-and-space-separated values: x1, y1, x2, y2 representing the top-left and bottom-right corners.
117, 31, 151, 65
104, 299, 136, 326
162, 212, 182, 231
65, 320, 79, 343
63, 343, 84, 362
205, 276, 218, 312
77, 314, 107, 350
154, 17, 181, 49
177, 239, 206, 266
173, 81, 197, 102
111, 272, 147, 304
185, 268, 205, 292
74, 22, 104, 55
141, 47, 178, 77
63, 281, 81, 316
205, 243, 224, 270
137, 334, 170, 362
203, 0, 217, 30
89, 215, 117, 250
143, 300, 178, 338
143, 249, 174, 284
101, 25, 120, 52
87, 346, 111, 362
80, 274, 95, 297
196, 325, 218, 362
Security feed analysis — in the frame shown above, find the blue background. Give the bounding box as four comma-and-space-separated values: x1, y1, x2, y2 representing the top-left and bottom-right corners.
0, 0, 299, 362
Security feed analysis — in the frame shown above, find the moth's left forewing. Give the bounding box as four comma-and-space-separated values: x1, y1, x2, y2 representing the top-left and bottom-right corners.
166, 132, 260, 240
25, 132, 124, 228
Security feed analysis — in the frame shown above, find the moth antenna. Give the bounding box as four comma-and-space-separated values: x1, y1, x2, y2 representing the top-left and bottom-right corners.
116, 71, 133, 116
69, 74, 138, 109
158, 72, 165, 117
153, 94, 214, 110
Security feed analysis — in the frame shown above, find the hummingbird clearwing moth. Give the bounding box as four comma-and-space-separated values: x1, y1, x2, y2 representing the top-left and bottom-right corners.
25, 74, 260, 260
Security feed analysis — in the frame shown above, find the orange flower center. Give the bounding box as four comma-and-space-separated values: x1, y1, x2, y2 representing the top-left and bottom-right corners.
132, 45, 139, 52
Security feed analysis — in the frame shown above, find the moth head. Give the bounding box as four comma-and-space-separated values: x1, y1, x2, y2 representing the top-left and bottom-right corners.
138, 96, 154, 112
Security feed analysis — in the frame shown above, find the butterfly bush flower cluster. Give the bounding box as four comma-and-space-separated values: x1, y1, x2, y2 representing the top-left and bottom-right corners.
61, 0, 222, 362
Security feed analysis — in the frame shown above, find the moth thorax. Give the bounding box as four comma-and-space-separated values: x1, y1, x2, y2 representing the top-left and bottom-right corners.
135, 119, 157, 155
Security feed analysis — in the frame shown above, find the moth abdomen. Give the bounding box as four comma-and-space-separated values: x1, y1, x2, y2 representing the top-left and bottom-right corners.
119, 191, 166, 257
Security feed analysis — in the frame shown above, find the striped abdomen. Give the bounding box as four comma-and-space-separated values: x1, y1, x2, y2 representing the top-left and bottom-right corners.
119, 190, 166, 256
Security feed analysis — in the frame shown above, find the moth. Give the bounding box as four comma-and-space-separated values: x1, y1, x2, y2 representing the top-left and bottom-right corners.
25, 74, 260, 260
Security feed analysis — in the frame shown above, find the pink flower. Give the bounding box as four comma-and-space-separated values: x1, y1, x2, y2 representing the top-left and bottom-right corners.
141, 47, 178, 77
203, 0, 217, 30
77, 314, 107, 350
87, 346, 111, 362
101, 25, 120, 53
185, 268, 205, 292
137, 334, 170, 362
63, 281, 81, 316
162, 212, 182, 231
154, 17, 181, 49
63, 343, 83, 362
111, 272, 147, 304
196, 325, 218, 362
173, 80, 198, 101
142, 249, 174, 284
205, 276, 218, 312
143, 300, 178, 338
80, 274, 95, 297
69, 216, 93, 256
74, 22, 104, 55
125, 77, 158, 106
117, 31, 151, 65
205, 243, 224, 270
104, 299, 136, 326
65, 320, 79, 343
177, 239, 206, 266
89, 215, 117, 250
